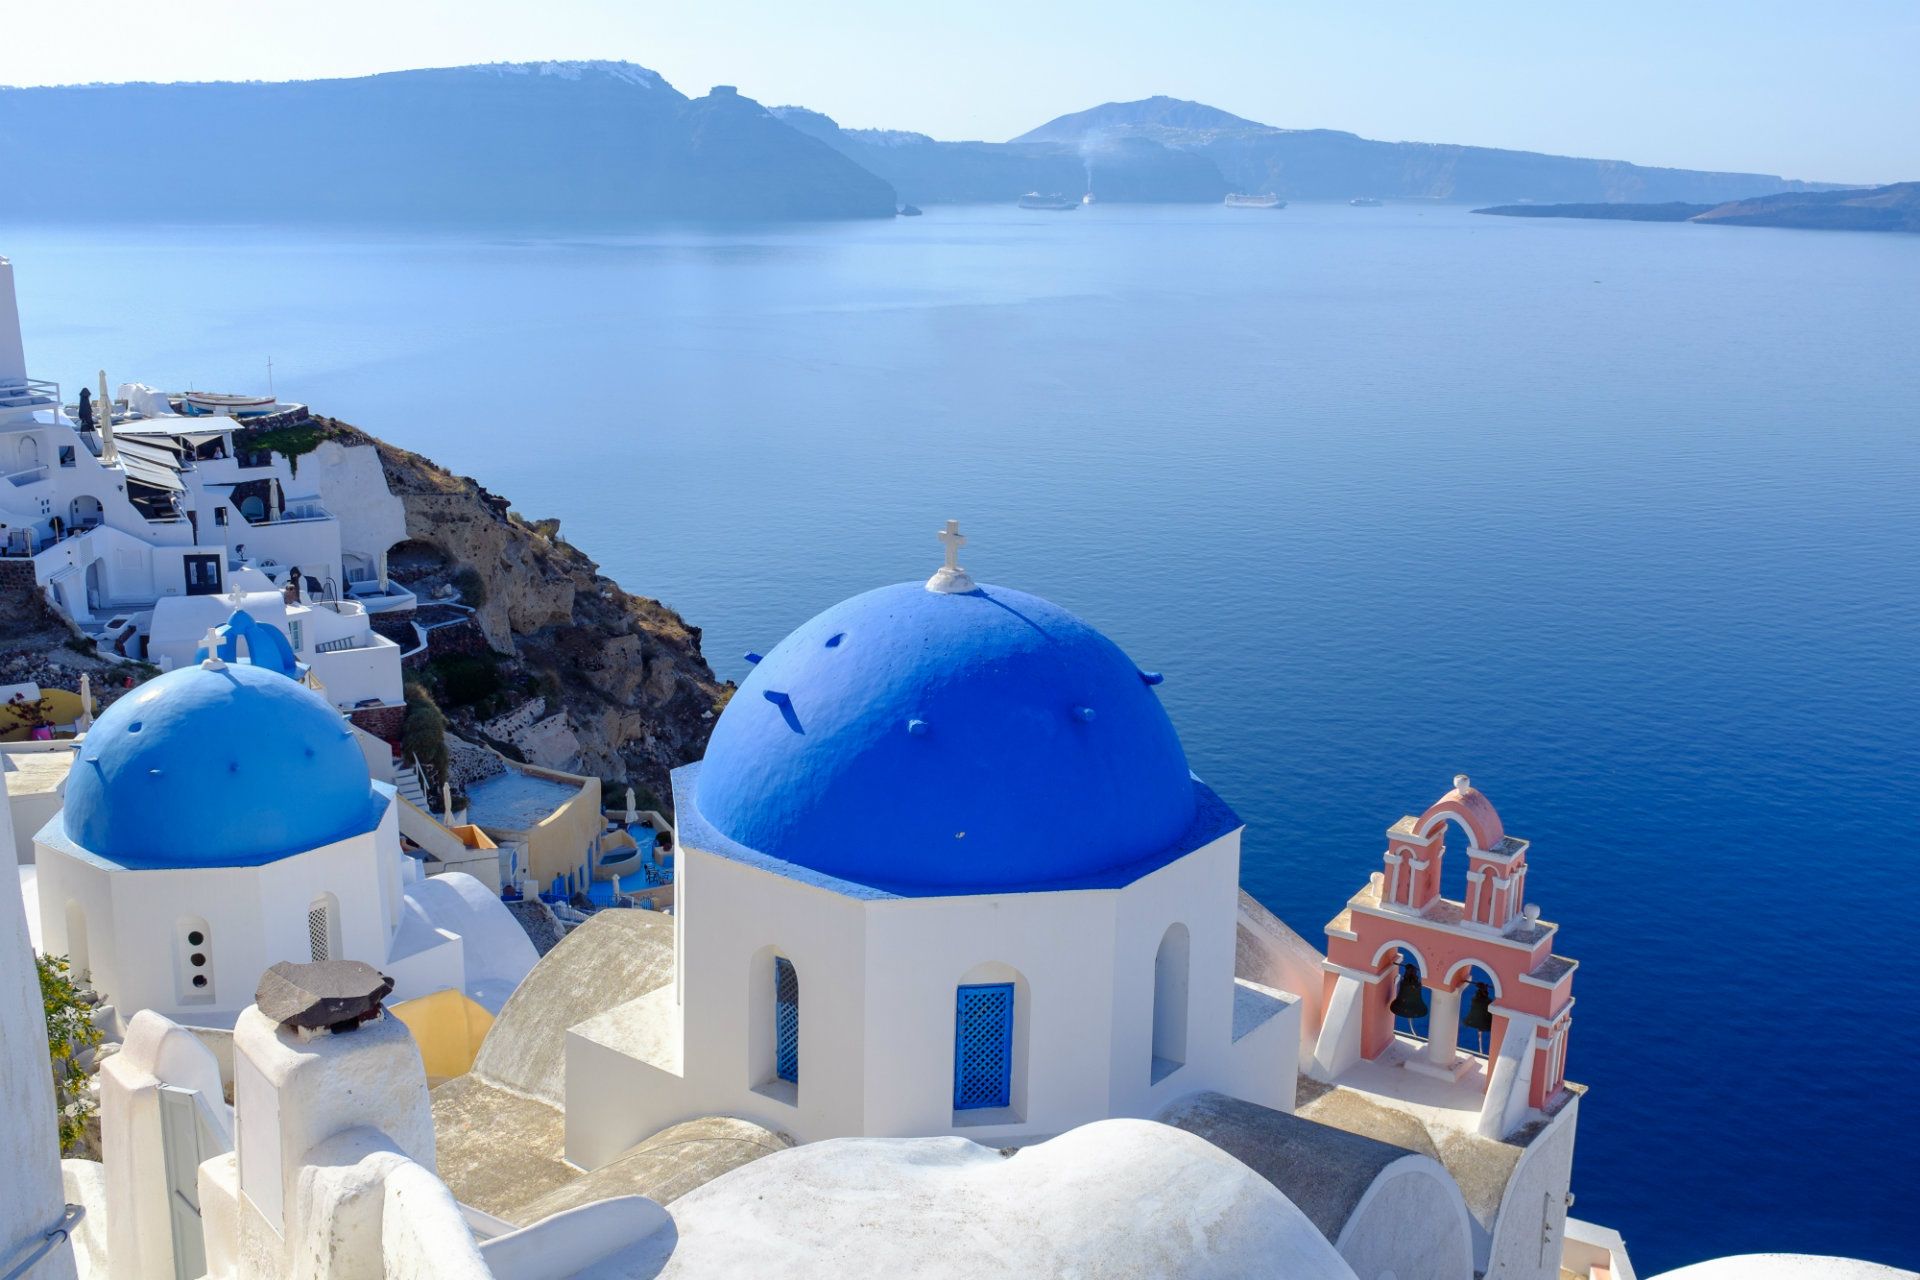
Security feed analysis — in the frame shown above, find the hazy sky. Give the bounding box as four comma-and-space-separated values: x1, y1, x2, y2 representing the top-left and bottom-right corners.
3, 0, 1913, 183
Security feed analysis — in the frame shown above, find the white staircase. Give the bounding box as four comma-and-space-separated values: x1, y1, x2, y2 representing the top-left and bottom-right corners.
395, 758, 430, 809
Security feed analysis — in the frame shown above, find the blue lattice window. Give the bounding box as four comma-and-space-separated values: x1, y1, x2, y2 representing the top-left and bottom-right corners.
774, 957, 799, 1084
953, 983, 1014, 1111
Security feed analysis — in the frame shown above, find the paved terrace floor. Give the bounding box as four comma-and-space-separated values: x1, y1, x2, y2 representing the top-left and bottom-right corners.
464, 768, 583, 833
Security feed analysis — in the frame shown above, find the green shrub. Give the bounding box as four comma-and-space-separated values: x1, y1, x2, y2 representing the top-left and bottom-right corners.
402, 686, 450, 790
40, 954, 102, 1155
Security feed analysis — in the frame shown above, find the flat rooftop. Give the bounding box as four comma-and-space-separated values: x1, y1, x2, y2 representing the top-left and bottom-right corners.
465, 767, 584, 833
3, 744, 78, 799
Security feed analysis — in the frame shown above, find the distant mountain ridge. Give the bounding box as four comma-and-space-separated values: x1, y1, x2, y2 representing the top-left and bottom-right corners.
0, 69, 1864, 221
0, 62, 896, 221
771, 106, 1227, 205
1013, 95, 1269, 143
1010, 95, 1850, 205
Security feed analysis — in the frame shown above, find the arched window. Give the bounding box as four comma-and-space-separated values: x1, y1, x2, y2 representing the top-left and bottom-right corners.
774, 956, 799, 1084
177, 916, 214, 1005
749, 947, 800, 1103
1151, 923, 1191, 1083
306, 895, 338, 963
953, 983, 1015, 1111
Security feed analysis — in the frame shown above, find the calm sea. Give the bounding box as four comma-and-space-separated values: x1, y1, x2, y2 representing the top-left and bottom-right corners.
6, 205, 1917, 1272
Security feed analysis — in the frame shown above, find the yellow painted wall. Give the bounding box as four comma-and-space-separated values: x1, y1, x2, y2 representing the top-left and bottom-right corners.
0, 688, 86, 740
520, 766, 603, 887
390, 987, 495, 1084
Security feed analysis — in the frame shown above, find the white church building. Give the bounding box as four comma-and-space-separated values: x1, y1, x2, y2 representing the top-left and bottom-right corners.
31, 629, 528, 1033
567, 526, 1298, 1160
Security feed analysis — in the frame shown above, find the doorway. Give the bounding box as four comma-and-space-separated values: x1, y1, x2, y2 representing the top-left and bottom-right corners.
183, 554, 221, 596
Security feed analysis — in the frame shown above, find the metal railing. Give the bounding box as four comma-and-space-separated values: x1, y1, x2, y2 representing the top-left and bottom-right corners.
0, 1203, 85, 1280
0, 377, 60, 413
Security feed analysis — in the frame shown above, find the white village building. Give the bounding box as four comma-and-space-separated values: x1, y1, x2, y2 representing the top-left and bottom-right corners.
145, 568, 404, 713
0, 255, 413, 666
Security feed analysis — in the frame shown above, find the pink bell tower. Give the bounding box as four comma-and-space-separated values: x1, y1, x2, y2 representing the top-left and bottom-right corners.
1312, 775, 1577, 1138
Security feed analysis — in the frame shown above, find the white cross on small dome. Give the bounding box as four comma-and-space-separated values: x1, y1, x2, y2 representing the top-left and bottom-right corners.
926, 519, 977, 594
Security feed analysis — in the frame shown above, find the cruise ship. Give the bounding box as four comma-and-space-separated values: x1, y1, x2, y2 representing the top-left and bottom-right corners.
1017, 192, 1078, 211
1225, 193, 1286, 209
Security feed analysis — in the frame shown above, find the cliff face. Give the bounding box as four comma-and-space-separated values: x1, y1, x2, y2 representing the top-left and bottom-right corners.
334, 422, 727, 804
0, 62, 895, 223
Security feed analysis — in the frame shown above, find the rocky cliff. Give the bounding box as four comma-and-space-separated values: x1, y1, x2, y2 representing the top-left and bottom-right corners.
327, 420, 728, 806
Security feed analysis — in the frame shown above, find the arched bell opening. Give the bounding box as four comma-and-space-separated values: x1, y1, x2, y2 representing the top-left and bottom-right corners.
1386, 948, 1431, 1044
1447, 962, 1499, 1061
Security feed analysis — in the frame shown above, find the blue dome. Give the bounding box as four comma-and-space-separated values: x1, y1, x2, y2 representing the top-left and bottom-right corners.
63, 660, 382, 868
695, 581, 1200, 892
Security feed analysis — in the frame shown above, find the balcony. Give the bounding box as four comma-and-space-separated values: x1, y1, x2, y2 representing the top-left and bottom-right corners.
3, 463, 49, 488
0, 378, 60, 418
246, 501, 334, 526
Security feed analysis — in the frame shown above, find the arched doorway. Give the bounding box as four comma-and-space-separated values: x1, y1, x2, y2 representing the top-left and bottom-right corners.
1151, 922, 1190, 1083
69, 495, 103, 529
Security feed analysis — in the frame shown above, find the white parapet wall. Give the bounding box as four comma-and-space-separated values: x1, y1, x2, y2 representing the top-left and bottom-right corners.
0, 799, 77, 1280
0, 257, 29, 384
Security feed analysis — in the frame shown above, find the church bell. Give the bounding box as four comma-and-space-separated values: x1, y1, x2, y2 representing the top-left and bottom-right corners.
1389, 963, 1429, 1021
1463, 981, 1494, 1033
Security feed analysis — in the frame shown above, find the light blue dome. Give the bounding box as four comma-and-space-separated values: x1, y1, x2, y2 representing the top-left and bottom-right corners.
694, 581, 1201, 893
63, 660, 382, 868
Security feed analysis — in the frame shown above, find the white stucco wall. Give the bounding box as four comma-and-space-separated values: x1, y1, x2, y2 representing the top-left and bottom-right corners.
33, 797, 463, 1032
567, 828, 1297, 1165
1484, 1093, 1580, 1280
98, 1011, 233, 1280
301, 440, 407, 588
1333, 1153, 1478, 1280
0, 806, 78, 1279
0, 257, 28, 384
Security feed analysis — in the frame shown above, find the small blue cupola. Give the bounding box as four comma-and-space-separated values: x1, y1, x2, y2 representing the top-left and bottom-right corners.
193, 609, 305, 680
